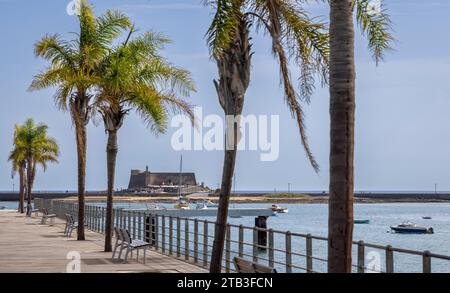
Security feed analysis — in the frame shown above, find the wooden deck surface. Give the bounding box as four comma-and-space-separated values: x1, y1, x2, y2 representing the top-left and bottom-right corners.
0, 211, 207, 273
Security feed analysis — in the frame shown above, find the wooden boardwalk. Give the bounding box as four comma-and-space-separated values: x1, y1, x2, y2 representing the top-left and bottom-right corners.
0, 211, 207, 273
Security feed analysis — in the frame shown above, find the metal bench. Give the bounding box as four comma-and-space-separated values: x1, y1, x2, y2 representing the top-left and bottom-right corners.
113, 227, 151, 264
64, 214, 78, 237
233, 257, 277, 273
40, 208, 57, 225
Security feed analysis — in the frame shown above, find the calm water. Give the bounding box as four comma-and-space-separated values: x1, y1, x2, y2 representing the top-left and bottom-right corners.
2, 201, 449, 272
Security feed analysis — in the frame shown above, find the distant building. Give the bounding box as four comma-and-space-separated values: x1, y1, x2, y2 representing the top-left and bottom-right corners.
127, 166, 208, 194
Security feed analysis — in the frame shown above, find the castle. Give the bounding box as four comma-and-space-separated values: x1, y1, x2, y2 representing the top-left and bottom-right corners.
127, 166, 208, 194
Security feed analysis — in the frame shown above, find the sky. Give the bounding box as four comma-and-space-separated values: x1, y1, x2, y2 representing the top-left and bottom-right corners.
0, 0, 449, 192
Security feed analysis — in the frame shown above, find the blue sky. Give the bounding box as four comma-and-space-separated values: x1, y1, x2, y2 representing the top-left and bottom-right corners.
0, 0, 449, 192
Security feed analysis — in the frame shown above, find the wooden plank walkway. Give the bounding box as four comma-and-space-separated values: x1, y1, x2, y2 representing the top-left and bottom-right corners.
0, 211, 207, 273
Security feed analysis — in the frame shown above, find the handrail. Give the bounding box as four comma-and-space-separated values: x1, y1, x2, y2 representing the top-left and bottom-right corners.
34, 198, 450, 273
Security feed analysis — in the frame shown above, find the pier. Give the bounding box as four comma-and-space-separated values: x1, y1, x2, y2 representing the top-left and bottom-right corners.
0, 210, 206, 273
15, 198, 450, 273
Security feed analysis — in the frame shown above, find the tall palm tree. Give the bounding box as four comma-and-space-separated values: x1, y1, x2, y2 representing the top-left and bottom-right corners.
9, 125, 27, 214
96, 29, 195, 252
9, 119, 59, 216
30, 0, 131, 240
204, 0, 329, 272
327, 0, 393, 272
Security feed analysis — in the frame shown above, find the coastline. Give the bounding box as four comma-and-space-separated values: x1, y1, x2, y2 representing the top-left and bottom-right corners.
46, 195, 450, 204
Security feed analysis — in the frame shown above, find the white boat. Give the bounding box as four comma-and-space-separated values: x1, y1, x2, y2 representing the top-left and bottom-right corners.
197, 200, 218, 208
390, 221, 434, 234
270, 204, 288, 213
195, 203, 208, 210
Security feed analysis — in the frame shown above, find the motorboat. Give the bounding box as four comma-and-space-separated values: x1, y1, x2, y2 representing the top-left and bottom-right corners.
174, 201, 190, 210
422, 216, 432, 220
146, 204, 166, 210
270, 204, 288, 213
195, 203, 208, 210
354, 219, 370, 224
0, 206, 6, 210
196, 200, 218, 208
390, 221, 434, 234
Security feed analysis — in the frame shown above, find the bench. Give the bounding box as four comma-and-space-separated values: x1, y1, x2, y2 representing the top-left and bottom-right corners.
112, 227, 151, 264
64, 214, 78, 237
233, 257, 277, 273
40, 208, 57, 225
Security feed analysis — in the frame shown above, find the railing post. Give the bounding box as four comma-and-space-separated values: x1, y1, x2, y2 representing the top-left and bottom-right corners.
225, 225, 231, 273
95, 207, 99, 232
132, 211, 137, 239
268, 229, 274, 268
357, 241, 365, 273
286, 231, 292, 273
238, 225, 244, 257
155, 215, 159, 250
423, 251, 431, 273
127, 210, 132, 235
306, 234, 313, 273
203, 220, 208, 267
194, 219, 199, 263
252, 227, 258, 262
386, 245, 394, 273
120, 208, 124, 228
177, 217, 181, 257
138, 212, 142, 240
161, 215, 166, 254
102, 207, 106, 233
185, 218, 189, 260
169, 216, 173, 255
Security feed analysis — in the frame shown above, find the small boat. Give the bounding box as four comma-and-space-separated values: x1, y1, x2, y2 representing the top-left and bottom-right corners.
0, 206, 6, 210
390, 221, 434, 234
174, 200, 190, 210
146, 204, 166, 210
270, 204, 288, 213
354, 219, 370, 224
422, 216, 432, 220
197, 200, 218, 208
195, 203, 208, 210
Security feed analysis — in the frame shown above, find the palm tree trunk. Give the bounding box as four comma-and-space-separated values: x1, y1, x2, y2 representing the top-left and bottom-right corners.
18, 166, 25, 214
209, 18, 251, 273
75, 120, 87, 241
26, 157, 33, 216
104, 130, 118, 252
328, 0, 355, 273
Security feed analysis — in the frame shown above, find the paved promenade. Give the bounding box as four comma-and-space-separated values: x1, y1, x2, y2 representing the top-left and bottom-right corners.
0, 211, 206, 273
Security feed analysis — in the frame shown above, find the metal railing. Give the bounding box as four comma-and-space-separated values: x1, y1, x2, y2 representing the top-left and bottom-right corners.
35, 198, 450, 273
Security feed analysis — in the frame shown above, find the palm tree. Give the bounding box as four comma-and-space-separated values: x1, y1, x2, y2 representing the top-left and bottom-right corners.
204, 0, 329, 272
30, 0, 131, 240
9, 119, 59, 216
96, 29, 195, 252
9, 125, 27, 214
327, 0, 393, 272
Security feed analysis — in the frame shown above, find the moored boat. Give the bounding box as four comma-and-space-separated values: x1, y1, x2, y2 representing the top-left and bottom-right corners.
390, 221, 434, 234
270, 204, 288, 213
354, 219, 370, 224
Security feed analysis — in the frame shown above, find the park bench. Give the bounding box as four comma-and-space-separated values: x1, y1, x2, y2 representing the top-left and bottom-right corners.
233, 257, 277, 273
40, 208, 56, 225
112, 227, 151, 264
64, 214, 78, 237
